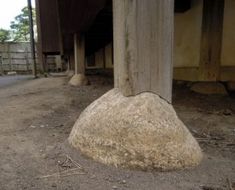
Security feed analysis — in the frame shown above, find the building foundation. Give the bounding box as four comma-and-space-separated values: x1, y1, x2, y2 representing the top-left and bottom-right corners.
69, 0, 202, 170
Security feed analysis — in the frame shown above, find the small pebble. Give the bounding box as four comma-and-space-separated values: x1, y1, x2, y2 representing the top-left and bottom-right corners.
90, 175, 96, 179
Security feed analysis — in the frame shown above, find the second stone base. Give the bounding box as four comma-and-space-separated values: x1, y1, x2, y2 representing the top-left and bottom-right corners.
69, 89, 202, 171
190, 82, 227, 95
69, 74, 88, 87
66, 70, 75, 78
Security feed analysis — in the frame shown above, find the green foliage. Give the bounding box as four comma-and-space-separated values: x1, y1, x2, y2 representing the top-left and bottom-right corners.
10, 7, 36, 42
0, 29, 10, 42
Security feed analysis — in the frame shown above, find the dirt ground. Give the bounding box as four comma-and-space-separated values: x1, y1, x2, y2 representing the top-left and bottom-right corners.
0, 75, 234, 190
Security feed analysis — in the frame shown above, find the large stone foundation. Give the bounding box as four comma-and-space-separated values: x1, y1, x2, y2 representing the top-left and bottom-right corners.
68, 74, 88, 87
69, 89, 202, 171
66, 70, 75, 78
190, 82, 227, 95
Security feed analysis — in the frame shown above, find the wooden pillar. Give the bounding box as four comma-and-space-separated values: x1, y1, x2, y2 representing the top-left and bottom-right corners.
113, 0, 174, 103
95, 48, 105, 69
105, 43, 113, 69
28, 0, 37, 77
55, 0, 64, 57
70, 52, 75, 71
199, 0, 225, 81
74, 33, 85, 75
35, 0, 46, 73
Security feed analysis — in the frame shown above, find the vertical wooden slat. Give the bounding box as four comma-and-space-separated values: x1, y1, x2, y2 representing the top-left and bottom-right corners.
8, 44, 12, 71
35, 0, 45, 73
28, 0, 37, 77
0, 55, 3, 75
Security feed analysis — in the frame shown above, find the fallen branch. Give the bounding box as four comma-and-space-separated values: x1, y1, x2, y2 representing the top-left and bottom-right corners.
66, 154, 83, 170
37, 168, 85, 179
37, 154, 85, 180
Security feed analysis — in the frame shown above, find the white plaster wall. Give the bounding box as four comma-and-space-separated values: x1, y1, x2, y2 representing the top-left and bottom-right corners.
174, 0, 203, 67
221, 0, 235, 66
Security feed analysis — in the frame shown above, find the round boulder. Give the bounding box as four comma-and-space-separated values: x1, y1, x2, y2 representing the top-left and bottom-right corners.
66, 70, 75, 78
69, 88, 202, 170
190, 82, 227, 95
69, 74, 88, 87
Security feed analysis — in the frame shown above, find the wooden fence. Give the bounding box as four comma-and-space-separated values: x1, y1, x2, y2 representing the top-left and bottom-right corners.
0, 42, 37, 73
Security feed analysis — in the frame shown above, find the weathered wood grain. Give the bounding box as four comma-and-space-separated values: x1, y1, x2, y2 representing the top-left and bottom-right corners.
74, 34, 85, 75
113, 0, 174, 102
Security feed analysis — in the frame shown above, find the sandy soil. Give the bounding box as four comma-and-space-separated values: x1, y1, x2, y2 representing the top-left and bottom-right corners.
0, 75, 234, 190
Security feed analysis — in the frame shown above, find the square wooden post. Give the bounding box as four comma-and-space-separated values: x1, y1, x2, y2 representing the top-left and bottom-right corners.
74, 33, 85, 75
113, 0, 174, 103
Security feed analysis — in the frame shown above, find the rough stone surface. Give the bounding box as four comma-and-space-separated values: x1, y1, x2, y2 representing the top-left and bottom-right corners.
69, 89, 202, 170
68, 74, 88, 87
190, 82, 227, 95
